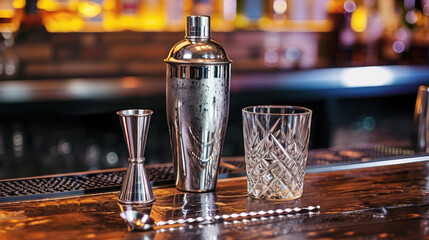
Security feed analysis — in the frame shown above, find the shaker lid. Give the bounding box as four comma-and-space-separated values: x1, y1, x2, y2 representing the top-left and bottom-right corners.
186, 15, 210, 39
165, 15, 232, 65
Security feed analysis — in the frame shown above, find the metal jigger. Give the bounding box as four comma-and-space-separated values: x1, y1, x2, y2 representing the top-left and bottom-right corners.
117, 109, 155, 204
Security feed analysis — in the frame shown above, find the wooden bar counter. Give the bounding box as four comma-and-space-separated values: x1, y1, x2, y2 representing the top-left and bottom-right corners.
0, 158, 429, 240
2, 159, 429, 239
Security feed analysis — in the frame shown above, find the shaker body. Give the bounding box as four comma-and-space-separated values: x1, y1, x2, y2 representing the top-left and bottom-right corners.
166, 63, 230, 192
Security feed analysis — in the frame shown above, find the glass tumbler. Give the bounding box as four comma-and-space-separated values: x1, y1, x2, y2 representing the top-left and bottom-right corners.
242, 105, 312, 200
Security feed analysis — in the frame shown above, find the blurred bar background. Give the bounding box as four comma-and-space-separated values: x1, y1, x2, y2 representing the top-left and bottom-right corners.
0, 0, 428, 179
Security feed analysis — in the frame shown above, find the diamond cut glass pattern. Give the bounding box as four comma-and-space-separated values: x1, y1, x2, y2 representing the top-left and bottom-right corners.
243, 106, 312, 200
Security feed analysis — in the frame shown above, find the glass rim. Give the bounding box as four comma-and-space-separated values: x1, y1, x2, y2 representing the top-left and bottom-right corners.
116, 109, 153, 117
242, 105, 312, 116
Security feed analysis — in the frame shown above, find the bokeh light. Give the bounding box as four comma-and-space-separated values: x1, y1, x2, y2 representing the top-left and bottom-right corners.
392, 41, 405, 53
344, 0, 356, 13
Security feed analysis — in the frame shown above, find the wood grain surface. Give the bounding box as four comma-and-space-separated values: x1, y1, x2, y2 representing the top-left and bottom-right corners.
2, 161, 429, 239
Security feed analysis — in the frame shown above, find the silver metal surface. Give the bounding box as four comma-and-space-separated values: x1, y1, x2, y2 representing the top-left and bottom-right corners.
165, 16, 231, 192
117, 109, 155, 204
186, 15, 210, 39
165, 16, 230, 65
413, 85, 429, 152
119, 205, 320, 231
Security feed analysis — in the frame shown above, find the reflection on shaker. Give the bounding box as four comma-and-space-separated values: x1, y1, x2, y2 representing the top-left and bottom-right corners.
173, 191, 218, 218
175, 192, 219, 239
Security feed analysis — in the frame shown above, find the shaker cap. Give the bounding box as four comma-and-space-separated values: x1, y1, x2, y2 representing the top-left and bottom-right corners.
165, 15, 231, 65
186, 15, 210, 39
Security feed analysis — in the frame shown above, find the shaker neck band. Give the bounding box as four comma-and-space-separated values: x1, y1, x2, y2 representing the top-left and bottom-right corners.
186, 15, 210, 39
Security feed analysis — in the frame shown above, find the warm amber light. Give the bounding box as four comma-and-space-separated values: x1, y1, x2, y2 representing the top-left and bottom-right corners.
140, 13, 165, 30
104, 14, 143, 31
44, 12, 84, 32
121, 77, 139, 88
78, 1, 102, 18
38, 0, 81, 11
258, 17, 272, 28
103, 0, 116, 11
0, 0, 25, 18
37, 0, 60, 11
13, 0, 25, 9
351, 6, 367, 32
0, 10, 15, 18
234, 14, 249, 28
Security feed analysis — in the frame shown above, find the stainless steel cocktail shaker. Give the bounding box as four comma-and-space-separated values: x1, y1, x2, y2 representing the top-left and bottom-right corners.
165, 15, 231, 192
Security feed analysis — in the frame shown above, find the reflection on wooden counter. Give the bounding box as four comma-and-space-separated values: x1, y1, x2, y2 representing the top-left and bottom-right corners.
2, 158, 429, 239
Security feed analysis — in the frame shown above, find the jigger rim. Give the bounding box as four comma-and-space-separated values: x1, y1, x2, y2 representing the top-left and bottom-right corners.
117, 109, 153, 117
